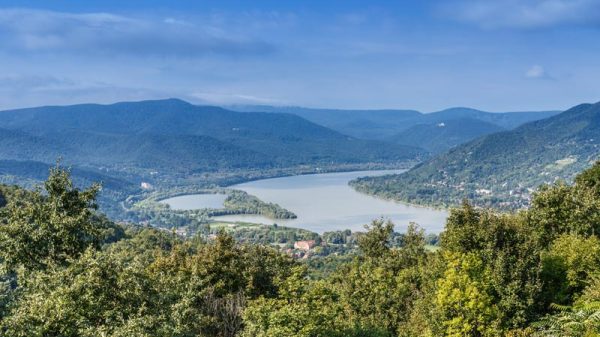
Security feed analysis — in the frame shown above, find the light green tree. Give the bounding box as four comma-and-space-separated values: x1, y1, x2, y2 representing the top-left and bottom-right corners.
434, 251, 500, 337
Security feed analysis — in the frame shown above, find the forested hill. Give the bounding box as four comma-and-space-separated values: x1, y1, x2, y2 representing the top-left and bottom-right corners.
351, 101, 600, 208
387, 117, 504, 154
0, 98, 423, 174
229, 104, 559, 141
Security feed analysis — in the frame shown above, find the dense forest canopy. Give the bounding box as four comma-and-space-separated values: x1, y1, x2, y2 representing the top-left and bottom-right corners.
352, 101, 600, 210
1, 162, 600, 336
229, 105, 558, 141
0, 99, 429, 221
0, 99, 423, 173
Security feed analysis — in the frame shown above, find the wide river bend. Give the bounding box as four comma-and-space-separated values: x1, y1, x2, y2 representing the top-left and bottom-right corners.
161, 170, 448, 234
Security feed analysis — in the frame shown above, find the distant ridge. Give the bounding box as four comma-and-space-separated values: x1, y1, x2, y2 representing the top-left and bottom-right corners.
228, 105, 559, 150
350, 101, 600, 208
0, 98, 423, 174
388, 118, 504, 154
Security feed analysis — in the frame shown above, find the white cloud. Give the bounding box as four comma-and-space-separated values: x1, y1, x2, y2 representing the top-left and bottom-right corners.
190, 92, 287, 105
525, 65, 546, 78
441, 0, 600, 29
0, 8, 275, 57
0, 74, 172, 110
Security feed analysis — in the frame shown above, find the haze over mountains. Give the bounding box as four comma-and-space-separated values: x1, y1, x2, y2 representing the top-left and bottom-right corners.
229, 105, 559, 153
388, 118, 504, 154
0, 97, 587, 213
351, 101, 600, 208
0, 99, 422, 184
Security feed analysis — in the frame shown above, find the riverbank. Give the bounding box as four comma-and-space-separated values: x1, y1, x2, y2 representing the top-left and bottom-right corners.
211, 170, 448, 233
121, 163, 449, 236
119, 161, 418, 219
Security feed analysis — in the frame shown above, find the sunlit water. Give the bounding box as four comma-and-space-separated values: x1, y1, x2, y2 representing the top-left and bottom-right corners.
163, 170, 448, 233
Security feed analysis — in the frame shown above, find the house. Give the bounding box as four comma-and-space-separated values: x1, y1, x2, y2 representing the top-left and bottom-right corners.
140, 182, 153, 190
294, 240, 316, 251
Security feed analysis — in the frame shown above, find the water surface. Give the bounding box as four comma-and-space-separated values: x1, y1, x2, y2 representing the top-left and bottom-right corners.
214, 170, 448, 233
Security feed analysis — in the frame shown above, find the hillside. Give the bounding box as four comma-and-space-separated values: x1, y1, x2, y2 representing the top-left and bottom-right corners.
422, 107, 558, 129
388, 118, 504, 154
230, 105, 558, 141
0, 99, 423, 174
228, 105, 422, 139
351, 101, 600, 208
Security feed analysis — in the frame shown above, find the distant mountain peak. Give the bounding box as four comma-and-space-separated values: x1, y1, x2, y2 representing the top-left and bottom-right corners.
112, 97, 194, 107
435, 107, 483, 113
162, 98, 192, 105
358, 100, 600, 208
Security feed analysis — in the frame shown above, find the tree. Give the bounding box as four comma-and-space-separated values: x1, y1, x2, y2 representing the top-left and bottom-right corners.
543, 234, 600, 302
0, 165, 104, 271
398, 223, 426, 267
534, 302, 600, 337
331, 222, 428, 335
528, 162, 600, 241
441, 202, 545, 329
357, 218, 394, 259
242, 266, 389, 337
1, 249, 162, 337
575, 161, 600, 196
434, 252, 500, 337
146, 231, 296, 337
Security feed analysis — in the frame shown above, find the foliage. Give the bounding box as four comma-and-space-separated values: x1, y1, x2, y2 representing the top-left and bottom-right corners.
0, 165, 103, 271
534, 302, 600, 337
351, 102, 600, 209
357, 218, 395, 259
543, 234, 600, 302
389, 117, 504, 154
433, 251, 500, 337
242, 221, 428, 337
2, 158, 600, 336
222, 190, 297, 219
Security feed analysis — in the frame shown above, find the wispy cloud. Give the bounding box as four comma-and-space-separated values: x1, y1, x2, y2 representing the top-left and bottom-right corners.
0, 3, 595, 112
0, 8, 275, 57
439, 0, 600, 29
0, 74, 173, 109
190, 92, 287, 105
525, 65, 549, 79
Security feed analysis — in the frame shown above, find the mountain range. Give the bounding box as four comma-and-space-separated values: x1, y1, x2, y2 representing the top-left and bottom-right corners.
229, 105, 559, 153
0, 99, 422, 183
387, 118, 504, 154
350, 101, 600, 208
1, 98, 585, 213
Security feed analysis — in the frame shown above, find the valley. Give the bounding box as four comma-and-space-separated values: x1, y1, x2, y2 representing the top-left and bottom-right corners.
0, 0, 600, 337
160, 170, 448, 234
3, 2, 600, 335
0, 98, 596, 234
0, 98, 565, 226
352, 101, 600, 209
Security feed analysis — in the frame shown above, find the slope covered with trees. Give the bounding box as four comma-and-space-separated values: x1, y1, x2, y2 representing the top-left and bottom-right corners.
0, 99, 425, 219
0, 99, 423, 172
351, 101, 600, 208
230, 105, 558, 143
1, 162, 600, 336
388, 117, 504, 154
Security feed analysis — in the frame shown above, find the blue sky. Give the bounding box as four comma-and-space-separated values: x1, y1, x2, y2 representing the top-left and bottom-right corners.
0, 0, 598, 111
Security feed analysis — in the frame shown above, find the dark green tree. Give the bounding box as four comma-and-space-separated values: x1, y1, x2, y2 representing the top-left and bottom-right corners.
0, 165, 104, 271
357, 218, 394, 259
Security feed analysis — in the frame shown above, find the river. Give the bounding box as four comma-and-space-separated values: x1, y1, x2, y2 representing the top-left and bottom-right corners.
161, 170, 448, 233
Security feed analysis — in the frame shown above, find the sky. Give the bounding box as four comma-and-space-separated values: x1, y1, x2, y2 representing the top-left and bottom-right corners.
0, 0, 598, 112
